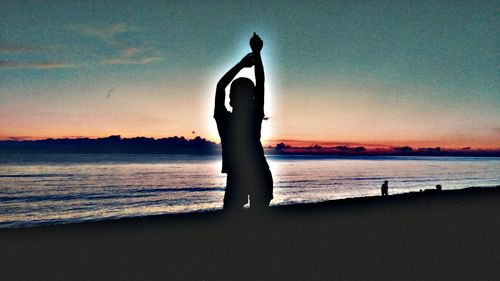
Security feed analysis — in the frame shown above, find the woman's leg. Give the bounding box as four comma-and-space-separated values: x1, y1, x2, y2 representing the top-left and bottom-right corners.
250, 168, 273, 210
223, 174, 248, 211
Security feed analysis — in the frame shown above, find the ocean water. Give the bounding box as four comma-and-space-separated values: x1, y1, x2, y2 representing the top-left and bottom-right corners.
0, 154, 499, 228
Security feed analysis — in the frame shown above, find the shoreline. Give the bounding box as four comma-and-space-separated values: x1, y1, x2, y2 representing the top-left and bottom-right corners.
2, 185, 498, 230
1, 186, 499, 280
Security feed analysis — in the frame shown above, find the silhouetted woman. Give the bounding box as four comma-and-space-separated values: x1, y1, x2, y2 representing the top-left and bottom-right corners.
213, 33, 273, 211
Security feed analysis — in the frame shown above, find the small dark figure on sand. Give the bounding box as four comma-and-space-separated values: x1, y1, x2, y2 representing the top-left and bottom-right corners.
436, 184, 442, 191
214, 33, 273, 211
381, 180, 389, 196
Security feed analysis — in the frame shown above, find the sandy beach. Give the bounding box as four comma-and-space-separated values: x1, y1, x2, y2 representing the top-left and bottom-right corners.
1, 186, 499, 281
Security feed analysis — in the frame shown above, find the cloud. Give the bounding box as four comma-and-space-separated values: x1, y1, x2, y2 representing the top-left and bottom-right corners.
121, 47, 140, 58
0, 23, 163, 70
78, 23, 164, 66
0, 46, 42, 54
81, 22, 131, 46
0, 40, 73, 69
0, 40, 45, 54
101, 55, 164, 65
100, 46, 164, 65
0, 61, 76, 69
2, 136, 36, 141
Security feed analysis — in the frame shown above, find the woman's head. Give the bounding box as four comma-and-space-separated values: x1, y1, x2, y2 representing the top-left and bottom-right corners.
229, 77, 255, 110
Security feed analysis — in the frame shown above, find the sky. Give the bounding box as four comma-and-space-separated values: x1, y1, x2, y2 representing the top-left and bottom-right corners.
1, 0, 499, 148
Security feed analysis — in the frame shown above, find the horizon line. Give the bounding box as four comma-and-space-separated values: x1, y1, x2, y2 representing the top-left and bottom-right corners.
1, 134, 499, 151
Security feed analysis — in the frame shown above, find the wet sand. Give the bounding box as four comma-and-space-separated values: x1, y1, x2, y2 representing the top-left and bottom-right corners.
1, 186, 499, 281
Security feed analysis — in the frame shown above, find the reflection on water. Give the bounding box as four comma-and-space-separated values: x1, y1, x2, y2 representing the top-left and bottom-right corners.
1, 154, 499, 228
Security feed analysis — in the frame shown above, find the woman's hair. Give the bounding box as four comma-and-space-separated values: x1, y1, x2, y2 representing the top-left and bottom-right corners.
229, 77, 255, 108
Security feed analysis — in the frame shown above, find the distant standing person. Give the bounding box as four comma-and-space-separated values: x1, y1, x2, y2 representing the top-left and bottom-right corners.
381, 180, 389, 196
213, 33, 273, 211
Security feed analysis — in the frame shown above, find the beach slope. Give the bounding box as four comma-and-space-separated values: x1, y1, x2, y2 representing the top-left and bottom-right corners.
1, 187, 499, 281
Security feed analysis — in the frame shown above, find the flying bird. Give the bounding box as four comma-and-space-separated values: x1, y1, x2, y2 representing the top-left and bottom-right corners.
106, 88, 114, 98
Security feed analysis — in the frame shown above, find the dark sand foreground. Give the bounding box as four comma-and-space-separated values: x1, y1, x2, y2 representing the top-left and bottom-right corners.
1, 187, 499, 281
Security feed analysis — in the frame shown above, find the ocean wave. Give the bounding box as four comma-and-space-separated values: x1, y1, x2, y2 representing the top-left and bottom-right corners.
0, 174, 73, 178
0, 187, 225, 203
133, 187, 225, 193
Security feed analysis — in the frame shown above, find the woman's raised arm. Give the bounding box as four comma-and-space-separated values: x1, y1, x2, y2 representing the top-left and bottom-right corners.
250, 33, 264, 116
214, 53, 254, 116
